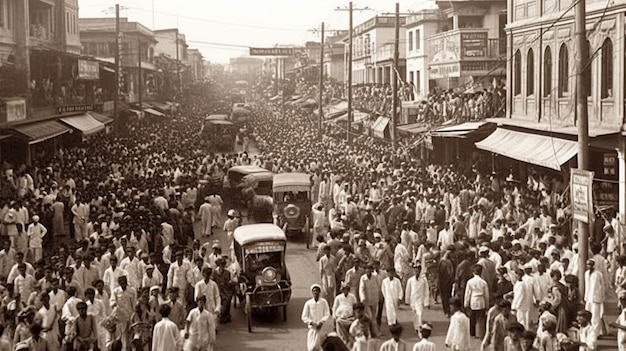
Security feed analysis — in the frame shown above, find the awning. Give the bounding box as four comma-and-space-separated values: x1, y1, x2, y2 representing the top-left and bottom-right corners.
60, 114, 105, 136
11, 120, 70, 144
326, 110, 369, 124
475, 128, 578, 171
398, 123, 428, 135
143, 108, 166, 117
372, 116, 390, 139
150, 101, 171, 112
88, 112, 114, 125
128, 109, 143, 118
431, 121, 493, 138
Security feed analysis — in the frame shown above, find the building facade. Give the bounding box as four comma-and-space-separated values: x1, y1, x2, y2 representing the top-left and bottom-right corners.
404, 9, 440, 98
345, 16, 407, 86
323, 31, 347, 82
497, 0, 626, 237
427, 0, 507, 89
80, 17, 158, 103
187, 48, 204, 81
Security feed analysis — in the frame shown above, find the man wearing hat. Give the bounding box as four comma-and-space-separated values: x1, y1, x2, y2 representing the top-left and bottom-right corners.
198, 196, 214, 237
301, 284, 330, 351
27, 215, 47, 262
224, 209, 240, 258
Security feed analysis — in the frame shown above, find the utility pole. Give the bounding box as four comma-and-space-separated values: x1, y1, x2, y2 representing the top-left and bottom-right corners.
318, 22, 325, 140
391, 3, 400, 149
575, 0, 590, 296
137, 38, 143, 109
113, 3, 120, 134
175, 27, 181, 96
336, 3, 368, 143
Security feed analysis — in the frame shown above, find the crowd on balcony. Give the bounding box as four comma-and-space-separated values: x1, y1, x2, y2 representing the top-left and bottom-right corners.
290, 74, 506, 127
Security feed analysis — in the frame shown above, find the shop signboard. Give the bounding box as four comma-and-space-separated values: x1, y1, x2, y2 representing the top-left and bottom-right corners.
570, 169, 594, 223
78, 60, 99, 80
249, 47, 295, 56
461, 32, 487, 58
429, 63, 461, 79
2, 98, 27, 122
57, 105, 94, 114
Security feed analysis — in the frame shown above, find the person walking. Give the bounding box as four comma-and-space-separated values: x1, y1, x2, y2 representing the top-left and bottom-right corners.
301, 284, 331, 351
464, 264, 490, 339
405, 265, 430, 332
26, 215, 46, 262
184, 295, 215, 351
445, 297, 471, 351
381, 267, 403, 327
584, 259, 606, 337
152, 304, 182, 351
198, 197, 213, 237
379, 324, 409, 351
319, 245, 337, 309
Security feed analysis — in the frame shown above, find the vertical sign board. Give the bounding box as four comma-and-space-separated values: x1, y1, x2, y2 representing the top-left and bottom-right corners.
571, 169, 594, 223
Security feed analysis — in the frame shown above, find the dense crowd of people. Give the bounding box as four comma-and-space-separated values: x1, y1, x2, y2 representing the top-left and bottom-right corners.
251, 90, 623, 351
0, 76, 622, 351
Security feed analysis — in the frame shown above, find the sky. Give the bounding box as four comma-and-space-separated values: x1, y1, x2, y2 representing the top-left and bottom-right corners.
78, 0, 436, 64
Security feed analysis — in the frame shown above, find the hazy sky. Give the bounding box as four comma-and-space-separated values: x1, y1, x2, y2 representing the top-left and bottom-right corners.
79, 0, 435, 63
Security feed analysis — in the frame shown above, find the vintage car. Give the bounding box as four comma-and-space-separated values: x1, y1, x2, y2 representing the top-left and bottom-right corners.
272, 173, 312, 247
224, 165, 273, 209
201, 115, 236, 151
234, 224, 291, 332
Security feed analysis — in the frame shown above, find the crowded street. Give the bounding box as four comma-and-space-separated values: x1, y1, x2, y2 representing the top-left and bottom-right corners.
1, 0, 626, 350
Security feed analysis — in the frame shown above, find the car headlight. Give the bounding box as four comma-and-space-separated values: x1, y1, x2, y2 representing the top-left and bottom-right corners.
262, 267, 277, 283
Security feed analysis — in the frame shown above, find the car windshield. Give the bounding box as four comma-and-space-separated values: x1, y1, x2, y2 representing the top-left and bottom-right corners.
281, 191, 308, 202
245, 251, 282, 276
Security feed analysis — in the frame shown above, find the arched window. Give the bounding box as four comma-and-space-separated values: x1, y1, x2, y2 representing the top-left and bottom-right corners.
514, 50, 522, 96
543, 46, 552, 97
527, 48, 534, 96
558, 44, 569, 97
601, 38, 613, 98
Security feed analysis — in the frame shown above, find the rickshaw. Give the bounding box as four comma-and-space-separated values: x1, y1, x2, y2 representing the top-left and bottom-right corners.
272, 173, 312, 247
234, 224, 292, 332
202, 115, 236, 151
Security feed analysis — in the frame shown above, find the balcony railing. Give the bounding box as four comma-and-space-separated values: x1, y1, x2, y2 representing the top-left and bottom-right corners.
429, 28, 506, 62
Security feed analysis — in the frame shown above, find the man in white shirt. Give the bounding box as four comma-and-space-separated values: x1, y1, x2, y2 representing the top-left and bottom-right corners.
381, 268, 403, 327
405, 265, 429, 332
184, 295, 215, 351
301, 284, 330, 351
585, 259, 606, 337
464, 264, 489, 339
152, 304, 182, 351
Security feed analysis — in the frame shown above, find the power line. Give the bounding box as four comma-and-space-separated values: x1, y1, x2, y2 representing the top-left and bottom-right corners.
126, 6, 312, 32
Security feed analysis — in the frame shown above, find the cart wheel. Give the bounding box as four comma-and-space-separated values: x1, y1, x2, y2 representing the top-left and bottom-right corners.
246, 294, 252, 333
304, 217, 310, 249
283, 305, 287, 322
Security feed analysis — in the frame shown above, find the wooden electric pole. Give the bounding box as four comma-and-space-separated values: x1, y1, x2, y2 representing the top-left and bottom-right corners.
113, 3, 120, 134
391, 3, 400, 149
318, 22, 325, 140
575, 0, 590, 296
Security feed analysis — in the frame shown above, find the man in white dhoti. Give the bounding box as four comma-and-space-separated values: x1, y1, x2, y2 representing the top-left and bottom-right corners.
301, 284, 330, 351
198, 197, 213, 237
585, 259, 606, 337
381, 267, 403, 326
207, 193, 223, 228
152, 304, 182, 351
405, 265, 430, 332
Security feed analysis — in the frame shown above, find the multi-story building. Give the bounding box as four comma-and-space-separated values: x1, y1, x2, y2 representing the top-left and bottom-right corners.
323, 30, 347, 82
427, 0, 507, 89
491, 0, 626, 232
0, 1, 110, 166
80, 17, 158, 103
404, 9, 440, 98
346, 16, 407, 85
229, 57, 263, 80
187, 48, 204, 81
154, 28, 187, 64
